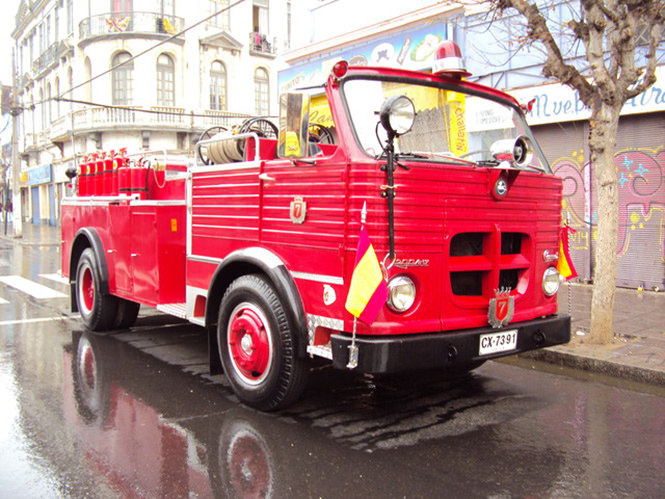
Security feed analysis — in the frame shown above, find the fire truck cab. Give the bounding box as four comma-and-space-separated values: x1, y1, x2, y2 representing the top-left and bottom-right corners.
61, 42, 570, 411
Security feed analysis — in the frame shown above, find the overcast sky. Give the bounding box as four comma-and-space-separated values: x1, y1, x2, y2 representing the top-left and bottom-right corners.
1, 1, 21, 86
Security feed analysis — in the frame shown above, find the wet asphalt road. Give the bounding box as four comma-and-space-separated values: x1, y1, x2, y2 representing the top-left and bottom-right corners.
1, 239, 665, 498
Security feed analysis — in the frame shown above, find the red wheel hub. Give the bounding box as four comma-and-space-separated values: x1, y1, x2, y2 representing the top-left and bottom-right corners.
80, 266, 94, 313
228, 306, 271, 383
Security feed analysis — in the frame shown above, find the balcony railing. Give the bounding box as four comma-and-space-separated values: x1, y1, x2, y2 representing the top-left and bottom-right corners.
249, 32, 276, 56
79, 12, 184, 42
45, 105, 249, 144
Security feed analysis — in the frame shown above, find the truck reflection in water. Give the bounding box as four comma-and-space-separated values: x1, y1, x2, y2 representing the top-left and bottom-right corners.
64, 329, 561, 498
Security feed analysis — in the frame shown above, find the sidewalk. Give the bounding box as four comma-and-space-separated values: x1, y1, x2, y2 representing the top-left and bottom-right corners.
530, 283, 665, 385
3, 221, 665, 386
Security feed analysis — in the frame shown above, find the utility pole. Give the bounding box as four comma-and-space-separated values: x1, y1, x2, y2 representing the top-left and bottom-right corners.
11, 48, 22, 238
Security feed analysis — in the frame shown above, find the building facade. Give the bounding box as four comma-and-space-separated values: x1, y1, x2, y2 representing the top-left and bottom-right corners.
12, 0, 290, 225
281, 0, 665, 290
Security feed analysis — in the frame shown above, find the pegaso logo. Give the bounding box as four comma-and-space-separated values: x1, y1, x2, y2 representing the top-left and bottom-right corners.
394, 258, 430, 269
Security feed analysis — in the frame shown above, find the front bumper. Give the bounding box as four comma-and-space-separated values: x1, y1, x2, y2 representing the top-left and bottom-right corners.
330, 315, 570, 373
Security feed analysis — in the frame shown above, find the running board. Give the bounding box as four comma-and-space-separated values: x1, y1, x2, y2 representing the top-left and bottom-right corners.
156, 303, 187, 319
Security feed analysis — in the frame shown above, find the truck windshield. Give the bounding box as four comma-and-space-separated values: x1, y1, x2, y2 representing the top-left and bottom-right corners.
342, 77, 549, 172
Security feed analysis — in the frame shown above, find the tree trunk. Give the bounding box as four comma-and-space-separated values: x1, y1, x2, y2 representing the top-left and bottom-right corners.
588, 103, 620, 344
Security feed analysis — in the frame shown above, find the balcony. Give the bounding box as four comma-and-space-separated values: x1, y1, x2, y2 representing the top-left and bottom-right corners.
46, 105, 249, 144
249, 32, 276, 57
79, 12, 185, 45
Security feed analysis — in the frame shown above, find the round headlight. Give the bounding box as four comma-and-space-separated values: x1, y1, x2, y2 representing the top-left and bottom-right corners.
542, 267, 561, 297
387, 276, 416, 312
380, 95, 416, 138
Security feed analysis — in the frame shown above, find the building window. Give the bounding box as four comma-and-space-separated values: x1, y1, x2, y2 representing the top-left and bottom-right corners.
55, 77, 60, 118
111, 0, 132, 15
208, 0, 230, 29
252, 0, 269, 34
156, 53, 175, 106
111, 52, 133, 105
67, 0, 73, 34
210, 61, 227, 110
254, 67, 269, 115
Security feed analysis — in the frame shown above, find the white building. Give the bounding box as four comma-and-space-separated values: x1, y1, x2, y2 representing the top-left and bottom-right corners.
12, 0, 291, 225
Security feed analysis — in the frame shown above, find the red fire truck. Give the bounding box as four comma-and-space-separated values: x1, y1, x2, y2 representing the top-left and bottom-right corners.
61, 42, 570, 411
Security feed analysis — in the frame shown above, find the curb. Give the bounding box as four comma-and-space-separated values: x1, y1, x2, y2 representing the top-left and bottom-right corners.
520, 346, 665, 386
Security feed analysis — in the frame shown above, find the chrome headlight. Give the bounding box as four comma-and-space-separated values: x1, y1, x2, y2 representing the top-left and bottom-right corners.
380, 95, 416, 138
387, 276, 416, 312
542, 267, 561, 297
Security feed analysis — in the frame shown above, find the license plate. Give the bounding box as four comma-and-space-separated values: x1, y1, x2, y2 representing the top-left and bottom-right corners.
479, 330, 518, 356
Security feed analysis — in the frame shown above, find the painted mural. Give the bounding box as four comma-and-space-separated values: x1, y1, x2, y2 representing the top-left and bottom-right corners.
551, 146, 665, 289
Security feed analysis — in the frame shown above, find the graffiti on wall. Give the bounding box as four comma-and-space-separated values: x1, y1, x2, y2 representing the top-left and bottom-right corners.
551, 146, 665, 285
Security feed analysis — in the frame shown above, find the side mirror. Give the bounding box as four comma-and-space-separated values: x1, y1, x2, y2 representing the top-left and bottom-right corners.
278, 92, 311, 159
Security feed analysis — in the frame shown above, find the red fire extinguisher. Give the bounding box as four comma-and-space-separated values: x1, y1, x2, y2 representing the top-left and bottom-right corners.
88, 153, 98, 196
103, 150, 115, 196
117, 149, 131, 196
78, 155, 88, 196
94, 152, 106, 196
130, 157, 148, 200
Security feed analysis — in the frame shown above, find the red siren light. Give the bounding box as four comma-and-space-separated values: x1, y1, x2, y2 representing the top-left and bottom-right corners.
433, 40, 471, 78
332, 60, 349, 78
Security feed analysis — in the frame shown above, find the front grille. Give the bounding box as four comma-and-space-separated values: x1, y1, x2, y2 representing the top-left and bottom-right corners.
449, 231, 529, 297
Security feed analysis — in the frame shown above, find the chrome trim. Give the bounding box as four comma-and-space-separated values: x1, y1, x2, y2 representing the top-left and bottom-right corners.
129, 200, 187, 206
189, 161, 261, 174
186, 285, 209, 322
306, 314, 344, 346
187, 254, 223, 264
292, 271, 344, 286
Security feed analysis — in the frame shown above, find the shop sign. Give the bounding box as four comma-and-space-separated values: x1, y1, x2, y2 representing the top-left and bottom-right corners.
510, 65, 665, 125
278, 20, 449, 93
27, 164, 52, 186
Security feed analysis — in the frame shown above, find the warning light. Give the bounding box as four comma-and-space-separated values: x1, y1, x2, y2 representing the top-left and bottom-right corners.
432, 40, 471, 78
332, 60, 349, 78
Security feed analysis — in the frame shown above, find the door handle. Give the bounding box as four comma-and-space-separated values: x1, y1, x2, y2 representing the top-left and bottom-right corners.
258, 173, 275, 182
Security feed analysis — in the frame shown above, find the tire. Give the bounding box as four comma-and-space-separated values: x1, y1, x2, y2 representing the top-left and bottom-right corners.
218, 274, 308, 411
76, 248, 117, 331
113, 298, 140, 329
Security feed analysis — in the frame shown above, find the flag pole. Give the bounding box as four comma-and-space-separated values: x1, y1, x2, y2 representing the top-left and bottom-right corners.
347, 202, 368, 369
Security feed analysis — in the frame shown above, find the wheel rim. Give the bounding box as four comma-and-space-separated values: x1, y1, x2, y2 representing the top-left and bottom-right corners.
227, 303, 273, 386
226, 427, 272, 497
78, 263, 94, 316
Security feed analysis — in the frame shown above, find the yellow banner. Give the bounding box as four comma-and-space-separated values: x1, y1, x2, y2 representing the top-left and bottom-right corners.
445, 91, 468, 156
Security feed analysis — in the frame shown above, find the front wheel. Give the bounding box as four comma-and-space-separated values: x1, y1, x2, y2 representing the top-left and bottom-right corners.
218, 275, 308, 411
76, 248, 117, 331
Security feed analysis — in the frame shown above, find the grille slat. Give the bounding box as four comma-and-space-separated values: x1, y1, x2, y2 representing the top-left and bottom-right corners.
450, 231, 529, 297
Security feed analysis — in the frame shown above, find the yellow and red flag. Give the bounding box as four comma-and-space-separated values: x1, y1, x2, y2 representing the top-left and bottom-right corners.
345, 226, 389, 324
557, 225, 578, 280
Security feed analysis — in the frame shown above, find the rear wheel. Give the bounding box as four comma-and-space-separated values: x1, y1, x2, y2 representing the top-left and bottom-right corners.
76, 248, 117, 331
218, 274, 308, 411
114, 298, 140, 329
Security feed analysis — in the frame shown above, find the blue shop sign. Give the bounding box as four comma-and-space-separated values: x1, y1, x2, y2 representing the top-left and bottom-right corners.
27, 164, 52, 186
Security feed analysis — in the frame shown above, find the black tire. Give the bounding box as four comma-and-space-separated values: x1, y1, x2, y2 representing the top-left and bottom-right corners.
113, 298, 140, 329
71, 332, 110, 426
218, 274, 308, 411
216, 415, 274, 498
76, 248, 117, 331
